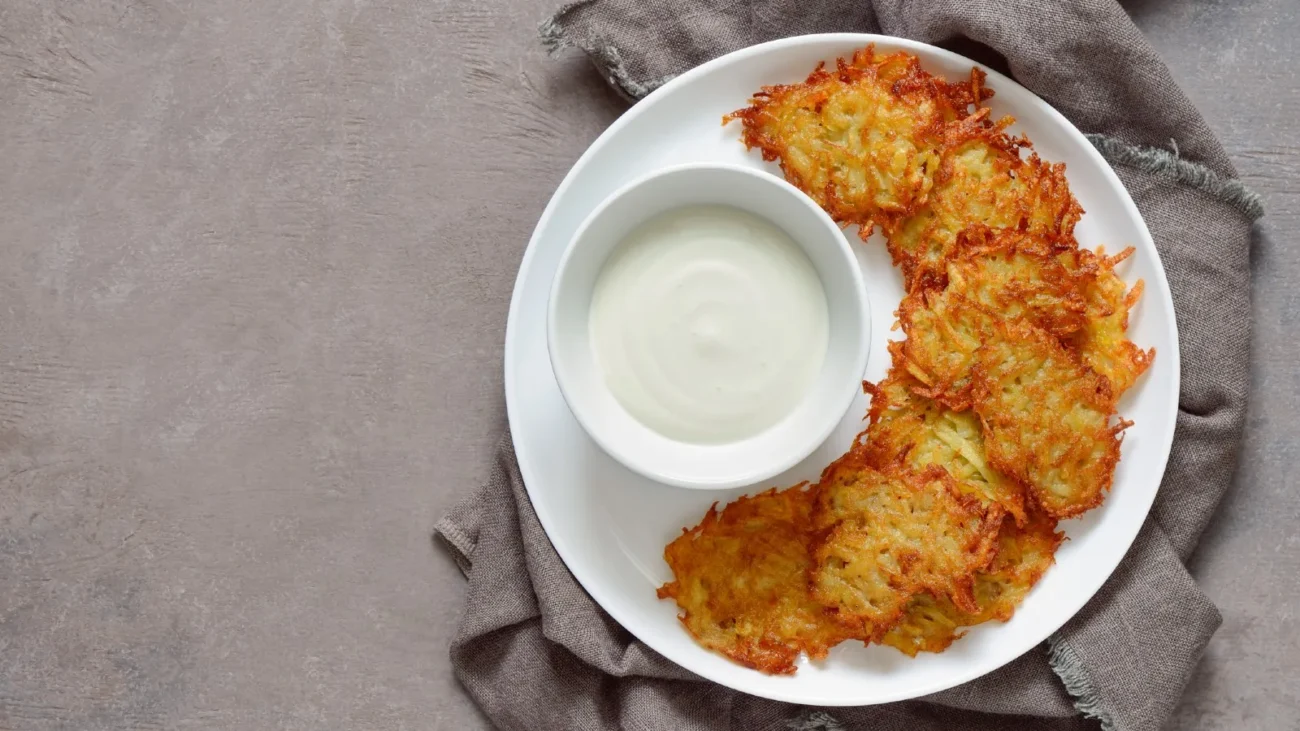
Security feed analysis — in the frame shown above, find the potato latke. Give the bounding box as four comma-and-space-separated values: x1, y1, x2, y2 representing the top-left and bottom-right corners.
725, 46, 988, 236
887, 136, 1082, 291
658, 486, 850, 674
1060, 247, 1156, 396
658, 46, 1154, 674
811, 463, 1003, 639
971, 318, 1128, 518
861, 356, 1027, 525
896, 229, 1107, 409
882, 510, 1063, 656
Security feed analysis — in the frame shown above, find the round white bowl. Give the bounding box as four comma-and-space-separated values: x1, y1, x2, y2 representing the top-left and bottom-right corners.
546, 162, 871, 490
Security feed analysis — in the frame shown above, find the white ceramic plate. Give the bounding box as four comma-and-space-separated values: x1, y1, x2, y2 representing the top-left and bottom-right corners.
504, 33, 1179, 705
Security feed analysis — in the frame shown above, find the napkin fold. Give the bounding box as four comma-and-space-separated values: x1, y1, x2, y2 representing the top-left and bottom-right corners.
438, 2, 1263, 729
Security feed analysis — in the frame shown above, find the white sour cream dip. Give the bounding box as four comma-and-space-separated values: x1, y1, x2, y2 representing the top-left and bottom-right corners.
589, 205, 830, 444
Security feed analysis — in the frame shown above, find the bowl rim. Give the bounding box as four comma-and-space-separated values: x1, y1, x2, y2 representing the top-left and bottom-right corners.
545, 160, 871, 490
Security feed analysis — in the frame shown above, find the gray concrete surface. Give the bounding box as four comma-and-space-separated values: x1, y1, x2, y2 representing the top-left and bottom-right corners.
1126, 1, 1300, 727
0, 0, 1294, 729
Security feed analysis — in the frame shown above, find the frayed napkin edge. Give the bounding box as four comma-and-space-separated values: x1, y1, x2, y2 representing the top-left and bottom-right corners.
1087, 133, 1264, 221
1048, 634, 1117, 731
434, 517, 474, 577
539, 4, 677, 100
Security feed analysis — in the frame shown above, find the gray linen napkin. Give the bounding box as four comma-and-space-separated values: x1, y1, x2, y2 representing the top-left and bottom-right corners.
436, 2, 1264, 729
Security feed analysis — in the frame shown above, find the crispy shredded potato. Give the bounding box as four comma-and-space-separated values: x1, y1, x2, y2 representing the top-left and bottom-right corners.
886, 134, 1083, 291
725, 45, 989, 236
861, 356, 1027, 525
897, 285, 986, 409
947, 228, 1090, 338
657, 486, 850, 674
1059, 247, 1156, 396
810, 462, 1004, 639
897, 230, 1093, 408
971, 318, 1129, 518
883, 510, 1063, 656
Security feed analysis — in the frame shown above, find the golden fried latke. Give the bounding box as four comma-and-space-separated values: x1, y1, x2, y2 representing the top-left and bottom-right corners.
887, 134, 1083, 291
1059, 246, 1156, 396
897, 231, 1091, 407
725, 45, 988, 235
861, 356, 1027, 525
897, 285, 985, 409
971, 319, 1129, 518
883, 510, 1063, 656
657, 486, 849, 674
810, 463, 1004, 639
947, 228, 1089, 338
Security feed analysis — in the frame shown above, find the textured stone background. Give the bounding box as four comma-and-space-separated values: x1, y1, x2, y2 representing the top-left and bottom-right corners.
0, 0, 1294, 729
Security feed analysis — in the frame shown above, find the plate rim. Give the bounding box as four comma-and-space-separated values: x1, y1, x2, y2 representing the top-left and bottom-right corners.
503, 32, 1181, 705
